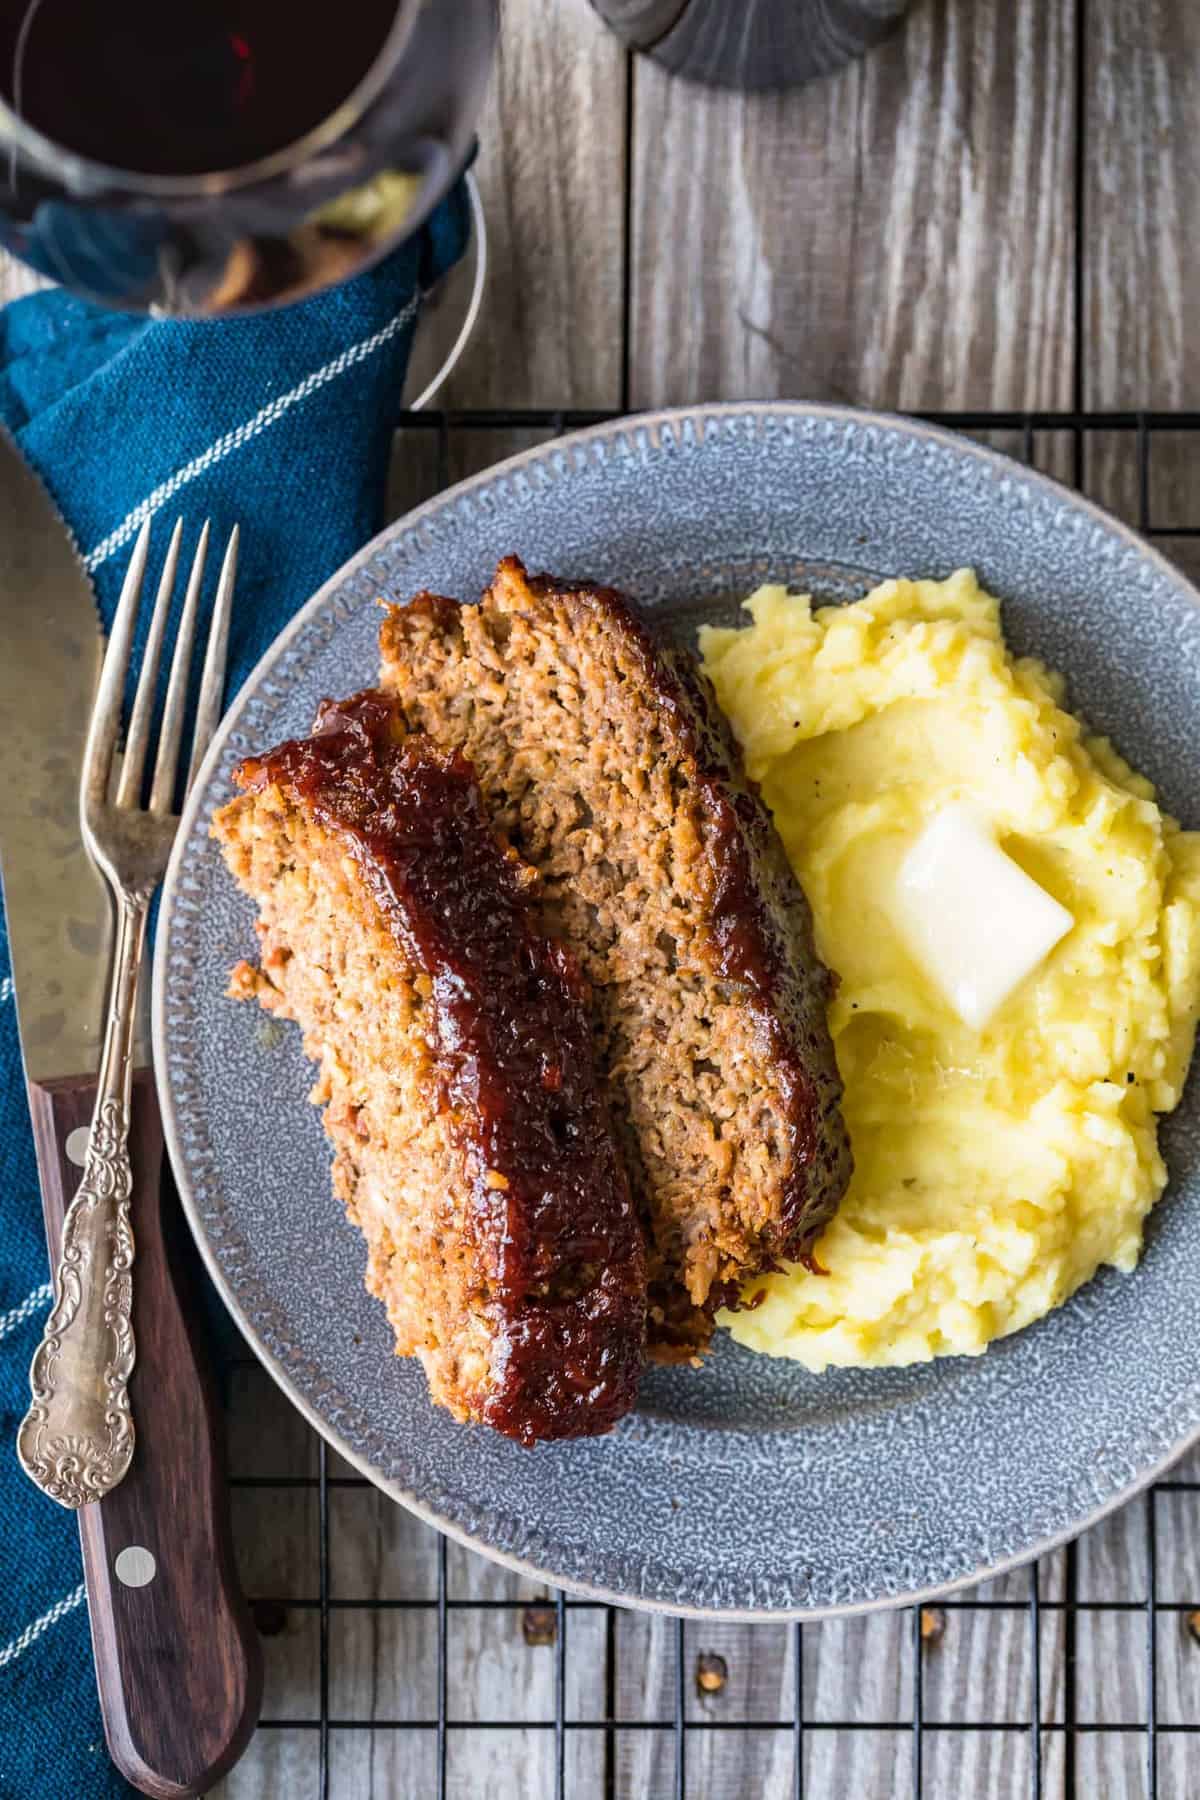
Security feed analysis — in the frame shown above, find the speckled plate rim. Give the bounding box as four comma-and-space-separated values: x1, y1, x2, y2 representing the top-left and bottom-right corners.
153, 400, 1200, 1620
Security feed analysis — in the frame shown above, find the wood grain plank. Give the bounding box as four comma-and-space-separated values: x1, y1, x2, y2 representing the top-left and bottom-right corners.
1075, 1503, 1151, 1604
444, 1541, 547, 1605
327, 1727, 438, 1799
1076, 1732, 1150, 1800
431, 0, 628, 410
330, 1608, 439, 1726
684, 1730, 795, 1800
678, 1622, 796, 1800
921, 1606, 1032, 1725
613, 1613, 678, 1797
1073, 1603, 1150, 1726
1157, 1736, 1199, 1798
628, 0, 1077, 410
215, 1728, 321, 1800
1155, 1489, 1200, 1606
1084, 0, 1200, 407
225, 1480, 319, 1743
803, 1729, 914, 1799
443, 1728, 565, 1799
921, 1731, 1033, 1800
227, 1487, 319, 1610
210, 1364, 320, 1798
210, 1487, 319, 1797
1040, 1585, 1068, 1729
330, 1723, 607, 1800
446, 1605, 562, 1722
805, 1610, 913, 1723
225, 1364, 319, 1481
1156, 1605, 1200, 1727
680, 1619, 793, 1722
326, 1485, 440, 1602
1041, 1731, 1068, 1800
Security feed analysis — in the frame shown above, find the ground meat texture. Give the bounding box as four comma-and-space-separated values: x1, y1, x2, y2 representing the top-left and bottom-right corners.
378, 557, 852, 1360
211, 690, 645, 1444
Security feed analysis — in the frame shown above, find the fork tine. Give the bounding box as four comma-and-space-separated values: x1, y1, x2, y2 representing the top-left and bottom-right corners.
184, 523, 237, 797
114, 518, 183, 809
80, 519, 153, 817
148, 521, 209, 815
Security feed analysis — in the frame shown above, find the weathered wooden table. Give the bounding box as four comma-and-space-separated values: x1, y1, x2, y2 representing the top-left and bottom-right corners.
12, 0, 1193, 1793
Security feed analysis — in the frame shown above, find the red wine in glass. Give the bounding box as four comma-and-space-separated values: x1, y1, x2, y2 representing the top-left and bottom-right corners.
0, 0, 496, 312
0, 0, 400, 176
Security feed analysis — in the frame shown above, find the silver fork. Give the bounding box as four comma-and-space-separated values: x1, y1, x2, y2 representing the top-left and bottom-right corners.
17, 517, 238, 1508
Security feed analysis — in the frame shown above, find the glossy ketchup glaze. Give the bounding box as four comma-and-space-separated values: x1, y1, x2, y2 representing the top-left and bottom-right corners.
237, 691, 646, 1443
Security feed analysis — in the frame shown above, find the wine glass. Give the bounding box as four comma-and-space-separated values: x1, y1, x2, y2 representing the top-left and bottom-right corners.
0, 0, 496, 315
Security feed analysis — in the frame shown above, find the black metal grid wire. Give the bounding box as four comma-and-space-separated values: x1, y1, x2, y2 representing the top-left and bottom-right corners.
226, 408, 1200, 1799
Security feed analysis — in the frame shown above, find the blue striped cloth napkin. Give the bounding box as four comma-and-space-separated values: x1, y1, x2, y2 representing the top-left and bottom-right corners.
0, 180, 470, 1799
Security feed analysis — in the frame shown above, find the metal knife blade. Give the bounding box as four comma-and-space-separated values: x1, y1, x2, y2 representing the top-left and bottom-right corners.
0, 428, 262, 1794
0, 425, 148, 1079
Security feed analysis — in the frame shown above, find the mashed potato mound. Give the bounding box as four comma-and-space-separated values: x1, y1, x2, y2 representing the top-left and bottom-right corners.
700, 570, 1200, 1371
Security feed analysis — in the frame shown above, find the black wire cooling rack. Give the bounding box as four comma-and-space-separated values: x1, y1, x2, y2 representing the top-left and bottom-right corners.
225, 406, 1200, 1800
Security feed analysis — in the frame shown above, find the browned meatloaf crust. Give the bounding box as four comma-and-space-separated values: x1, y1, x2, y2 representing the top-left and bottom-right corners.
211, 689, 645, 1443
378, 557, 852, 1360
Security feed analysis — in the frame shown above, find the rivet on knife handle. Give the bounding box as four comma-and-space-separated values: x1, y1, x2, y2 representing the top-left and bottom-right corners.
17, 891, 146, 1506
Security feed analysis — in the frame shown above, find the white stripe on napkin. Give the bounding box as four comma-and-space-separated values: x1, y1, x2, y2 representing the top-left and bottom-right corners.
0, 1280, 52, 1342
0, 1584, 86, 1671
0, 975, 12, 1003
84, 289, 422, 575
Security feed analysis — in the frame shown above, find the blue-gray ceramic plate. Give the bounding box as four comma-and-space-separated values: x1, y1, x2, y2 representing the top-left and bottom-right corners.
153, 404, 1200, 1618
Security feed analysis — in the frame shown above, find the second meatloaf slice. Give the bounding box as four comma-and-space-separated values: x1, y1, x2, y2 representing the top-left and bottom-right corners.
379, 557, 852, 1358
212, 690, 645, 1443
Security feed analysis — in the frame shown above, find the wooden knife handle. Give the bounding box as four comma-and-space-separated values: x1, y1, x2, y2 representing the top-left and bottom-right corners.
28, 1068, 262, 1800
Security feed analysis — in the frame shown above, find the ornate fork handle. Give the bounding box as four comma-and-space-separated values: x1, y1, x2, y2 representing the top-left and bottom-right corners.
18, 891, 149, 1509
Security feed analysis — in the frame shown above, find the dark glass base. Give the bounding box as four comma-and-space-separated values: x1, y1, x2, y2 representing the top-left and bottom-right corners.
591, 0, 913, 91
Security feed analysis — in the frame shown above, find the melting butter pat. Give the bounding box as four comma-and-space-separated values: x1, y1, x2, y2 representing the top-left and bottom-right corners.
893, 804, 1073, 1029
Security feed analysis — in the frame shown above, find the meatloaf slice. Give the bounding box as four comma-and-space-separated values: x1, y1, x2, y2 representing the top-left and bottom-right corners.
212, 689, 645, 1444
378, 557, 851, 1360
